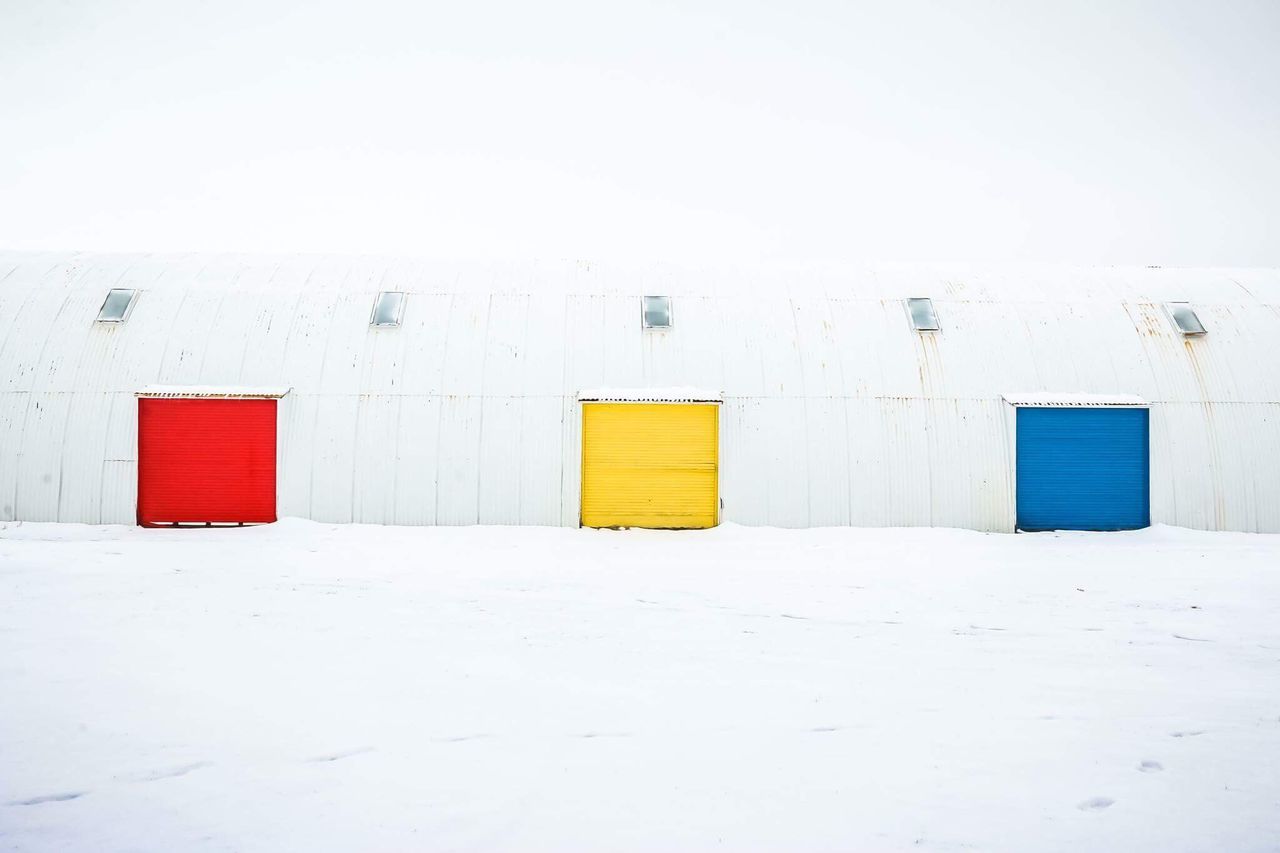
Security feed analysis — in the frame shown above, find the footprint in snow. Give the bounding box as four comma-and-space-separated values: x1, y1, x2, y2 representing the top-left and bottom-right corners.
1137, 760, 1164, 773
1170, 730, 1205, 738
123, 762, 212, 782
307, 747, 374, 762
1077, 797, 1114, 811
8, 791, 88, 806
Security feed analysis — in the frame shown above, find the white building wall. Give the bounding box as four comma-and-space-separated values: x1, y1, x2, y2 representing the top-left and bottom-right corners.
1, 253, 1278, 532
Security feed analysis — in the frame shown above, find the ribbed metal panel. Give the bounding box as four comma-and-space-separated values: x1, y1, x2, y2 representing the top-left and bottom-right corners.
1016, 407, 1150, 531
99, 459, 136, 525
581, 403, 718, 528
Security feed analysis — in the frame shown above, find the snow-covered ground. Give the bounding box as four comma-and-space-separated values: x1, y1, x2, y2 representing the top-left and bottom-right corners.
2, 521, 1278, 852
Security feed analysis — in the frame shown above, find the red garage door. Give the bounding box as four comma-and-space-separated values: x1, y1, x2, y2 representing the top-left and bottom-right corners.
137, 398, 278, 526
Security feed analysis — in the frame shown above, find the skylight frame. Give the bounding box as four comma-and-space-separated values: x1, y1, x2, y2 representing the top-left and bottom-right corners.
1164, 302, 1206, 336
642, 295, 673, 330
95, 288, 138, 324
905, 297, 940, 332
370, 291, 406, 327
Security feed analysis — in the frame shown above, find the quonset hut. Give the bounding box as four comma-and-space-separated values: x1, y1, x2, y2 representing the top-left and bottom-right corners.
1, 252, 1278, 533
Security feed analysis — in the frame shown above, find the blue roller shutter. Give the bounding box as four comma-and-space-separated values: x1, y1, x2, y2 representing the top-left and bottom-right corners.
1016, 407, 1150, 531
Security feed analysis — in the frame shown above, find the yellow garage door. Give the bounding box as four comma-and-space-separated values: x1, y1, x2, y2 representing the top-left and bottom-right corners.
581, 402, 719, 529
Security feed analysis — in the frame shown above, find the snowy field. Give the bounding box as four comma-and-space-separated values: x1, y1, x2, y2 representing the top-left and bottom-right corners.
2, 521, 1279, 852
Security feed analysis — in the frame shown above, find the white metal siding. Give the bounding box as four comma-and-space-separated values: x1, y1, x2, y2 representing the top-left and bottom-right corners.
1, 253, 1278, 531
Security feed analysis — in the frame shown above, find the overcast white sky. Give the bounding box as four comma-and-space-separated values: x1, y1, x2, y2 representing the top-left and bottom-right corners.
1, 0, 1277, 268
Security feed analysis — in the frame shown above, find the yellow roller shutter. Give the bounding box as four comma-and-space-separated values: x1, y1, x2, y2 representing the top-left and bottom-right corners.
581, 402, 719, 529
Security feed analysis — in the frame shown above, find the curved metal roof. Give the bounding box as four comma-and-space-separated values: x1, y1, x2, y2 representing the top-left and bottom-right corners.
2, 252, 1277, 404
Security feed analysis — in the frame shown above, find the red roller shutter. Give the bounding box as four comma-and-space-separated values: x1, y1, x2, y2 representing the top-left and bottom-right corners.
137, 398, 278, 526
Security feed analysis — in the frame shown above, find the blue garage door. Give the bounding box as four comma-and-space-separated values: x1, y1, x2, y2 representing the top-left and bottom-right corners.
1016, 407, 1150, 531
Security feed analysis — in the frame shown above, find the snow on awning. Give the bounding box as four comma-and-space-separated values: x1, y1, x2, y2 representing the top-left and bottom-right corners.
136, 385, 292, 399
1002, 392, 1148, 408
578, 387, 722, 403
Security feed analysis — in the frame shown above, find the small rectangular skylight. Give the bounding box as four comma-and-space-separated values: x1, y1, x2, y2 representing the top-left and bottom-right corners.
1166, 302, 1206, 336
906, 297, 940, 331
642, 295, 672, 329
371, 291, 405, 327
96, 289, 137, 323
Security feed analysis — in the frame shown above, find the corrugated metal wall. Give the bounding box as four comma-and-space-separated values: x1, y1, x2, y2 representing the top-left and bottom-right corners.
1, 253, 1278, 531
